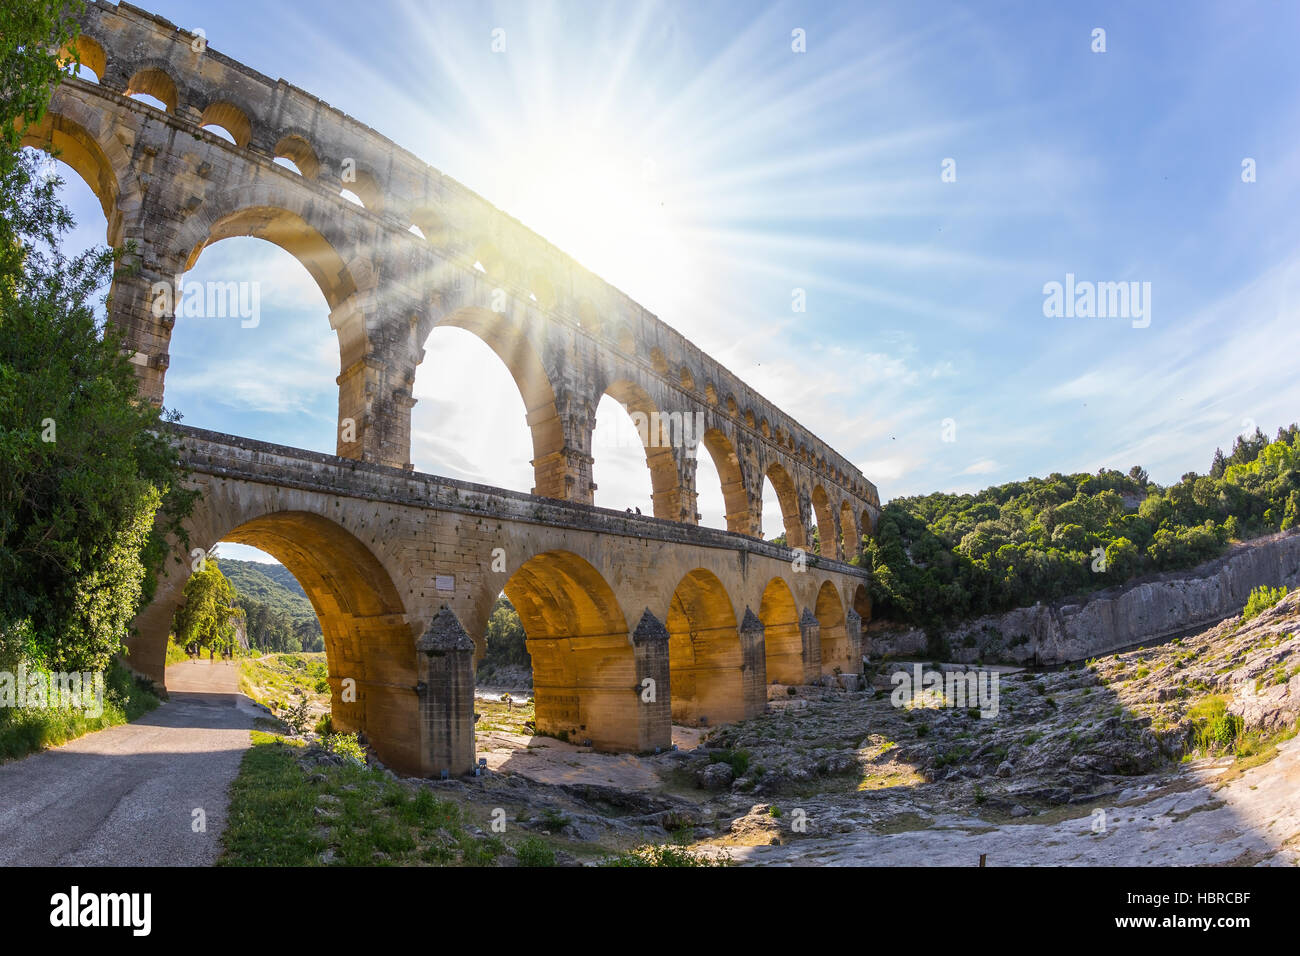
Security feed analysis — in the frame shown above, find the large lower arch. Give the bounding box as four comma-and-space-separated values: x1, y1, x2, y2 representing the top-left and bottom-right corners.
759, 577, 803, 684
140, 510, 418, 772
503, 550, 641, 750
426, 307, 566, 499
852, 583, 872, 656
815, 579, 850, 676
667, 569, 744, 726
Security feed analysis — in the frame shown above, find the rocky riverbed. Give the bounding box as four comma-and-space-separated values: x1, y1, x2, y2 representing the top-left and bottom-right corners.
408, 589, 1300, 865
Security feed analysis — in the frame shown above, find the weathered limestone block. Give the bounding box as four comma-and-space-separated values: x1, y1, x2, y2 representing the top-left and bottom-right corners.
632, 609, 672, 751
799, 608, 823, 684
738, 608, 768, 718
416, 606, 476, 777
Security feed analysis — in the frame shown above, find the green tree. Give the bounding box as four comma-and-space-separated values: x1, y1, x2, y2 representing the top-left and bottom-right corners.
1103, 537, 1141, 579
173, 559, 240, 659
483, 597, 529, 668
0, 0, 195, 671
865, 426, 1300, 627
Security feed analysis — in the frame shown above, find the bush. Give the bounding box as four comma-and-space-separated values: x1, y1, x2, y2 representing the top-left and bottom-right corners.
280, 691, 311, 735
1243, 585, 1288, 621
515, 837, 555, 867
708, 747, 750, 777
321, 732, 366, 764
1187, 696, 1243, 755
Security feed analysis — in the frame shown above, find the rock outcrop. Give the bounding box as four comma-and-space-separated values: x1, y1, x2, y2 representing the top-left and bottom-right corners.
869, 530, 1300, 665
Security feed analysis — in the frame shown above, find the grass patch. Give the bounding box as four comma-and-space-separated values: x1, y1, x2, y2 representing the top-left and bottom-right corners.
220, 730, 530, 866
858, 767, 926, 791
474, 695, 535, 735
601, 844, 730, 867
1186, 695, 1244, 756
239, 653, 330, 716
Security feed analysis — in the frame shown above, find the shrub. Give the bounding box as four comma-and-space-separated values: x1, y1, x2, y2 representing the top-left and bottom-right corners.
281, 691, 311, 735
1243, 585, 1288, 621
1187, 696, 1243, 754
322, 732, 366, 765
514, 837, 555, 867
538, 808, 570, 833
709, 747, 751, 778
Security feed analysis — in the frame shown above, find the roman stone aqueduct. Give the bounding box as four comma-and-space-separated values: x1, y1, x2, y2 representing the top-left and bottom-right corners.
30, 2, 882, 775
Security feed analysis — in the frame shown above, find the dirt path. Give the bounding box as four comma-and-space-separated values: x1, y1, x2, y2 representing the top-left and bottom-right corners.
0, 661, 256, 866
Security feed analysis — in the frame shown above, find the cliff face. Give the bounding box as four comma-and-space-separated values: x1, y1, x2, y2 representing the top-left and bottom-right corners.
868, 530, 1300, 665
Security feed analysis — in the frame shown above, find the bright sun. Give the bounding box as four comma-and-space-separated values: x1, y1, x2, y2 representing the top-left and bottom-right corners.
491, 134, 687, 311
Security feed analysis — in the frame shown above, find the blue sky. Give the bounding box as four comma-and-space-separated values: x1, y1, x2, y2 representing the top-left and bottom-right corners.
49, 0, 1300, 555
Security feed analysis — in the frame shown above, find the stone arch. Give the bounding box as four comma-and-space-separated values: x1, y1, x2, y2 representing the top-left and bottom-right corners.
273, 134, 320, 179
759, 577, 802, 684
649, 347, 669, 375
19, 100, 131, 239
423, 306, 565, 498
181, 194, 360, 312
527, 271, 558, 311
171, 192, 365, 442
146, 510, 417, 771
470, 240, 504, 277
503, 550, 640, 750
60, 34, 107, 82
815, 579, 849, 676
124, 65, 178, 112
852, 583, 871, 629
810, 484, 835, 557
667, 569, 742, 726
699, 428, 749, 534
407, 205, 447, 246
599, 379, 683, 521
764, 462, 805, 547
199, 101, 253, 149
342, 167, 386, 214
616, 323, 636, 353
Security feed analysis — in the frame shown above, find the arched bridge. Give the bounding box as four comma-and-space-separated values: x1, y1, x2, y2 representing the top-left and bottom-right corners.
34, 2, 882, 775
